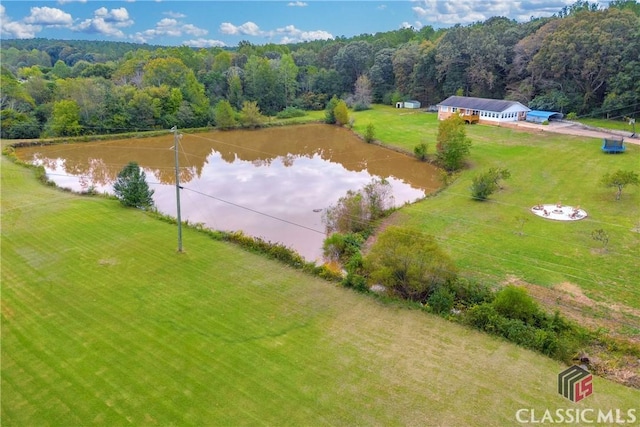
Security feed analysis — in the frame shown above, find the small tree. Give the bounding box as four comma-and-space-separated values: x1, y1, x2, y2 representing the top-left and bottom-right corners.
470, 167, 510, 200
240, 100, 265, 128
113, 162, 155, 209
414, 143, 428, 161
601, 170, 639, 200
436, 115, 472, 172
334, 100, 349, 126
352, 74, 372, 110
591, 229, 609, 252
324, 96, 339, 124
364, 226, 457, 302
323, 179, 393, 234
48, 99, 82, 136
214, 100, 236, 130
364, 122, 375, 143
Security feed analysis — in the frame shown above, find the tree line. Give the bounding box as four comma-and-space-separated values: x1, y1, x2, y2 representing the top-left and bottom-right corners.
1, 0, 638, 139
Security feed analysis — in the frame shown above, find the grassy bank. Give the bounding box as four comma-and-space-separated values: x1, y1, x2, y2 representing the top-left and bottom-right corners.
2, 149, 639, 425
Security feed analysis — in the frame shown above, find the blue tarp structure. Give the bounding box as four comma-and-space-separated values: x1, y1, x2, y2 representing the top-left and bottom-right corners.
526, 110, 563, 123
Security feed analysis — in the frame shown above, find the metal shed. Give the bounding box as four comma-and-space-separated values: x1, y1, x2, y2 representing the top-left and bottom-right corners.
526, 110, 564, 123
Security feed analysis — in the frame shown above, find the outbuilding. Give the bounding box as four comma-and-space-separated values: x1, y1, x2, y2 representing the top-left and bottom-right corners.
437, 96, 530, 124
526, 110, 564, 124
396, 100, 421, 109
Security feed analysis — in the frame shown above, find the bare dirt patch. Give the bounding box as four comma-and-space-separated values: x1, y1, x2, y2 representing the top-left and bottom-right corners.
503, 276, 640, 389
505, 277, 640, 342
362, 211, 405, 255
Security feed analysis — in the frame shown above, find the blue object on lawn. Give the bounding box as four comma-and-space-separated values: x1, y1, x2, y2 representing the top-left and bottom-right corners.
601, 138, 625, 154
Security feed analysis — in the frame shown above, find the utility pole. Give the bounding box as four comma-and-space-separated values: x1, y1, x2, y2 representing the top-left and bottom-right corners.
171, 126, 183, 252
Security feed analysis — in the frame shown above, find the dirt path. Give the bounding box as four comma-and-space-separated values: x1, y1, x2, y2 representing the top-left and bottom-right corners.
502, 120, 640, 145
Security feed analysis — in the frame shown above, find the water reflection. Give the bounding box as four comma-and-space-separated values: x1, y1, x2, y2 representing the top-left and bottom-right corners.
16, 124, 441, 261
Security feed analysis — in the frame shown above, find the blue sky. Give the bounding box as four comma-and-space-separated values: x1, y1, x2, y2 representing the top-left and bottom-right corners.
1, 0, 589, 48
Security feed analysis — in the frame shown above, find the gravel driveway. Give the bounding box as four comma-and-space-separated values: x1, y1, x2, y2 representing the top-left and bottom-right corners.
506, 120, 640, 145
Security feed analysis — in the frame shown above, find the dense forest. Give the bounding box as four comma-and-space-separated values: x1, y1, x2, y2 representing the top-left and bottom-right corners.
1, 0, 639, 139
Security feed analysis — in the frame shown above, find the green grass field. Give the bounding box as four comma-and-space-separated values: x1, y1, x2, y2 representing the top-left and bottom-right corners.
352, 107, 640, 317
577, 117, 637, 133
2, 148, 639, 425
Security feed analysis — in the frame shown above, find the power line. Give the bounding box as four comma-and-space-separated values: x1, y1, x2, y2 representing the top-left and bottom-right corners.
181, 186, 327, 236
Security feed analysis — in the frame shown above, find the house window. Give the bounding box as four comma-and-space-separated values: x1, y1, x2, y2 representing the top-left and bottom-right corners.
452, 107, 457, 113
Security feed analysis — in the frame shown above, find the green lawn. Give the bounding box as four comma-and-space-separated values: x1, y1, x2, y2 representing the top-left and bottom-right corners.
2, 152, 639, 425
577, 117, 637, 133
352, 107, 640, 313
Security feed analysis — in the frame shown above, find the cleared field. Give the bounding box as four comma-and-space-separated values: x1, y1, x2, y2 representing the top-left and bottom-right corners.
2, 154, 638, 425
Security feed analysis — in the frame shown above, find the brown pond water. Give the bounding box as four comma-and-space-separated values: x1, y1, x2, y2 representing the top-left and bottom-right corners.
15, 124, 441, 261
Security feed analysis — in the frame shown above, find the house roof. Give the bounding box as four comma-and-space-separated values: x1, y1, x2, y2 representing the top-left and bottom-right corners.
438, 96, 529, 113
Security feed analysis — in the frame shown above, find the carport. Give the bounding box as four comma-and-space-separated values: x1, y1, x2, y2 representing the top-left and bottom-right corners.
526, 110, 564, 123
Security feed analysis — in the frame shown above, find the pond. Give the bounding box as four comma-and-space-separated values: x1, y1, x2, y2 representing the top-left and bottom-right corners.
15, 124, 441, 261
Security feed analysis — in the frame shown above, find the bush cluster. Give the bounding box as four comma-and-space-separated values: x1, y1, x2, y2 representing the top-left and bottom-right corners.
462, 285, 588, 360
275, 106, 307, 119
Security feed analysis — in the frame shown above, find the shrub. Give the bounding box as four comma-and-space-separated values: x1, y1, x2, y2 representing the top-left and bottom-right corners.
566, 112, 578, 120
239, 101, 265, 128
492, 285, 539, 324
470, 168, 510, 200
334, 100, 349, 126
470, 172, 497, 200
276, 106, 307, 119
364, 123, 375, 143
428, 286, 455, 315
324, 96, 339, 124
214, 100, 236, 129
323, 179, 393, 234
448, 277, 494, 307
364, 226, 457, 303
322, 232, 364, 264
414, 143, 428, 161
342, 272, 368, 292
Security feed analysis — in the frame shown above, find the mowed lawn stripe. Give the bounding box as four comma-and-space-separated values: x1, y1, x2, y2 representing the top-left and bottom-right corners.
2, 155, 639, 426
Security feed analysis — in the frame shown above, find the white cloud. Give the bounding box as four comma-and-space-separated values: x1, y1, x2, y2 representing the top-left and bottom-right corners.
287, 1, 308, 6
182, 24, 208, 37
0, 5, 42, 38
219, 21, 262, 36
57, 0, 87, 4
219, 21, 332, 44
411, 0, 576, 26
182, 38, 226, 48
273, 25, 333, 43
163, 11, 186, 19
132, 17, 208, 43
74, 7, 133, 37
24, 6, 73, 26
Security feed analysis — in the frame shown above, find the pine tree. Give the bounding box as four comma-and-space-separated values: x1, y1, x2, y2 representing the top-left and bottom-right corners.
113, 162, 155, 209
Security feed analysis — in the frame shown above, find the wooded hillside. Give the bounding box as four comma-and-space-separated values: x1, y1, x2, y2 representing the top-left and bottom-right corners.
1, 0, 638, 139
